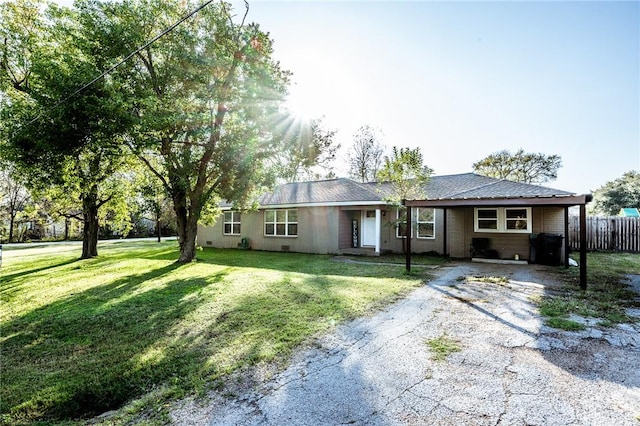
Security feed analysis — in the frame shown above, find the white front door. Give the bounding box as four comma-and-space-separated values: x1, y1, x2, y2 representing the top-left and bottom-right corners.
362, 210, 377, 247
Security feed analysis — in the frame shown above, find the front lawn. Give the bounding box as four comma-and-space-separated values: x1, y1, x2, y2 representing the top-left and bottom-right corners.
0, 242, 426, 425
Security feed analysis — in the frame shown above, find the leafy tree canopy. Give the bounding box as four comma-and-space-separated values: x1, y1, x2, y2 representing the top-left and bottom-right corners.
92, 0, 291, 262
1, 0, 137, 257
377, 146, 433, 205
590, 170, 640, 216
473, 148, 561, 184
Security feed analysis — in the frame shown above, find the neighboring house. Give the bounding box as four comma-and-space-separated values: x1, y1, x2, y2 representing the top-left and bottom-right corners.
197, 173, 591, 263
619, 208, 640, 218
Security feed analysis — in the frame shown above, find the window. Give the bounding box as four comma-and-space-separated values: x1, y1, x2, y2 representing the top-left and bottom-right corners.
223, 211, 241, 235
265, 209, 298, 237
474, 207, 531, 233
416, 208, 435, 239
396, 209, 409, 238
505, 208, 529, 231
476, 209, 498, 231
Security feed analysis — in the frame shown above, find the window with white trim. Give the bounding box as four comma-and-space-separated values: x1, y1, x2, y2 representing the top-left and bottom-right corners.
474, 207, 531, 233
416, 208, 436, 239
223, 211, 241, 235
264, 209, 298, 237
396, 209, 411, 238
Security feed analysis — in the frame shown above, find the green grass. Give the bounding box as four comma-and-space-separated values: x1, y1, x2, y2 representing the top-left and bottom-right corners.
0, 242, 426, 425
426, 334, 461, 361
458, 275, 509, 285
538, 252, 640, 329
340, 253, 448, 266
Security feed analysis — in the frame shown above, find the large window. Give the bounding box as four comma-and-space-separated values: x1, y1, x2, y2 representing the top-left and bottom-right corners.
416, 208, 436, 239
396, 208, 436, 238
474, 207, 531, 233
265, 209, 298, 237
223, 211, 241, 235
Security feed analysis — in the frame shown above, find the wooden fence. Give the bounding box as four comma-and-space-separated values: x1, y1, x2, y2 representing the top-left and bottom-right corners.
568, 216, 640, 253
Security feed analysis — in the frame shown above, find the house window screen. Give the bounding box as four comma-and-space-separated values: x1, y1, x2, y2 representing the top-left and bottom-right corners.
477, 209, 498, 231
223, 211, 241, 235
265, 209, 298, 236
416, 208, 435, 239
506, 208, 529, 231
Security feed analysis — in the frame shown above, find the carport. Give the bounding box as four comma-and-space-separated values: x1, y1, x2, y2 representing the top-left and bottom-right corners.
404, 194, 593, 289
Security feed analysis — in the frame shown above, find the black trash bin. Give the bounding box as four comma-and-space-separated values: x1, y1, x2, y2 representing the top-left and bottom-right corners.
529, 234, 537, 264
536, 233, 563, 266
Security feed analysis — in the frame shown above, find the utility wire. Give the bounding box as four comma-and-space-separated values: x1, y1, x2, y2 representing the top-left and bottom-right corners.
33, 0, 216, 123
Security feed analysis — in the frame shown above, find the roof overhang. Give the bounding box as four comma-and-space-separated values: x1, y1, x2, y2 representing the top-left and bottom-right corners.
405, 194, 592, 208
221, 200, 387, 210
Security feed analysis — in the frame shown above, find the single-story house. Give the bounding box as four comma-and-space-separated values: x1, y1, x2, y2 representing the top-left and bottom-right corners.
198, 173, 591, 275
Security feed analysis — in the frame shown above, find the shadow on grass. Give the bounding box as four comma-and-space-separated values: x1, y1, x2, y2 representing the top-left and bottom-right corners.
194, 248, 418, 279
2, 246, 421, 425
0, 258, 80, 285
0, 261, 229, 424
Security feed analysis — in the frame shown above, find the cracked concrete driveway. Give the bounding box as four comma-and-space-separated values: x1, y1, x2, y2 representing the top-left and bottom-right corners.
172, 262, 640, 425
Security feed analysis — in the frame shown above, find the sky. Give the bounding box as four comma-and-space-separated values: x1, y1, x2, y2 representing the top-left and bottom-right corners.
43, 1, 640, 194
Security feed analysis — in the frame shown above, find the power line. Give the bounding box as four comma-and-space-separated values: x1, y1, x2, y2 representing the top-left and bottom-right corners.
31, 0, 216, 124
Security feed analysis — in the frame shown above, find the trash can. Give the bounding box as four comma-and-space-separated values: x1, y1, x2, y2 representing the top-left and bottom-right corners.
536, 233, 563, 266
529, 234, 537, 264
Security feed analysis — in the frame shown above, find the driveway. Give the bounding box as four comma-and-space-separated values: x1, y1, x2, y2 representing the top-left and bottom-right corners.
172, 262, 640, 425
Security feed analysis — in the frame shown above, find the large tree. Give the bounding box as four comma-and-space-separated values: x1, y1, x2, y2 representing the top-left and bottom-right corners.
348, 125, 385, 183
590, 170, 640, 216
1, 0, 136, 257
92, 0, 291, 262
473, 148, 562, 184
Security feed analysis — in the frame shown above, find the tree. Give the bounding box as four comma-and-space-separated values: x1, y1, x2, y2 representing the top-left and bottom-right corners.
134, 163, 175, 242
590, 171, 640, 216
1, 0, 137, 257
96, 0, 291, 262
377, 146, 433, 204
273, 117, 339, 182
0, 165, 31, 242
377, 146, 433, 254
347, 125, 385, 183
472, 149, 562, 184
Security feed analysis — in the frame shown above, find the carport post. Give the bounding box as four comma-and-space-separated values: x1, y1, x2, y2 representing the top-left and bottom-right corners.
579, 204, 587, 290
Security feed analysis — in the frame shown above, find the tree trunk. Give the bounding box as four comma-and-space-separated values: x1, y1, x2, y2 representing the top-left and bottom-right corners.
173, 192, 200, 263
64, 218, 69, 241
81, 191, 99, 259
8, 214, 15, 243
156, 217, 161, 243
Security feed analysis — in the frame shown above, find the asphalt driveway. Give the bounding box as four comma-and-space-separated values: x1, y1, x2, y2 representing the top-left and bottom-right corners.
172, 262, 640, 425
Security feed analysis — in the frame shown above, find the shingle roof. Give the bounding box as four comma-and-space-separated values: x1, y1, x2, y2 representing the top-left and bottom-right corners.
367, 173, 574, 201
233, 173, 576, 207
258, 178, 381, 205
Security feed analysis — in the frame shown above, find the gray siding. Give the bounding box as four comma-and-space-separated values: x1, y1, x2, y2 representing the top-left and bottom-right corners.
198, 206, 339, 254
197, 205, 567, 259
